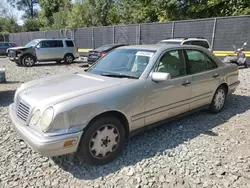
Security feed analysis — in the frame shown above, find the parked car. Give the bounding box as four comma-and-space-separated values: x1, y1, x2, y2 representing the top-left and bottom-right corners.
158, 37, 212, 51
9, 44, 239, 165
0, 42, 17, 56
88, 44, 127, 63
8, 38, 79, 67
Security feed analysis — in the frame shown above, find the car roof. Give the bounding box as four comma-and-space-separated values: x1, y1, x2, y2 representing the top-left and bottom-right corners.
118, 44, 173, 51
34, 38, 73, 41
160, 38, 208, 42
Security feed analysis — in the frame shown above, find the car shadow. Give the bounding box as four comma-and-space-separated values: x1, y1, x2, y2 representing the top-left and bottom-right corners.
0, 89, 15, 107
51, 94, 250, 180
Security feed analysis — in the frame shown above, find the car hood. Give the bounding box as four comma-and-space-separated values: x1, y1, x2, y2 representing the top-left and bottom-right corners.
8, 46, 30, 51
19, 72, 133, 106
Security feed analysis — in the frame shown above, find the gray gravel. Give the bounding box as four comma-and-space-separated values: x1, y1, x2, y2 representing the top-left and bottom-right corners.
1, 58, 250, 188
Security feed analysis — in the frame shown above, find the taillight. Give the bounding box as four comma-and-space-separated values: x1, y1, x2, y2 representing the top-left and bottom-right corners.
100, 51, 107, 57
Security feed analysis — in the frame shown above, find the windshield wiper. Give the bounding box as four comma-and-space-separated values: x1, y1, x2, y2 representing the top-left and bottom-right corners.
101, 73, 137, 79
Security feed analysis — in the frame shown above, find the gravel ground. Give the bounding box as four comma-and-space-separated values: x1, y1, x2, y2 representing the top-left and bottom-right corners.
1, 57, 250, 188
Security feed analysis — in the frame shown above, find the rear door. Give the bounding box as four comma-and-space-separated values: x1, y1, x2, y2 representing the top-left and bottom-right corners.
184, 49, 221, 110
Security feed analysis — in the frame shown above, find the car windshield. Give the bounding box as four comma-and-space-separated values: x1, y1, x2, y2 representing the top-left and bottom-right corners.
24, 40, 40, 47
87, 49, 156, 79
158, 41, 181, 45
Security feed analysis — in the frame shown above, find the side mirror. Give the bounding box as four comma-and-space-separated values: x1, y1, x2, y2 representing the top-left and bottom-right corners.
152, 72, 171, 82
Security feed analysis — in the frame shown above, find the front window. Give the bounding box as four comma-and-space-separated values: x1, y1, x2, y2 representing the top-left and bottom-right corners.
87, 49, 156, 78
158, 41, 181, 45
155, 50, 186, 78
24, 40, 40, 47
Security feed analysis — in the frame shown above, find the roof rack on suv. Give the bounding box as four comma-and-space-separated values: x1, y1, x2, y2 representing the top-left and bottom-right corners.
165, 37, 205, 40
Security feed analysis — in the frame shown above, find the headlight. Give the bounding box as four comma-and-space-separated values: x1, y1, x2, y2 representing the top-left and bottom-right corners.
40, 107, 54, 132
30, 110, 40, 125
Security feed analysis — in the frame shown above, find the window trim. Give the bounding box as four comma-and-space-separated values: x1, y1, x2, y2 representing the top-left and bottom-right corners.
184, 49, 218, 75
151, 49, 188, 79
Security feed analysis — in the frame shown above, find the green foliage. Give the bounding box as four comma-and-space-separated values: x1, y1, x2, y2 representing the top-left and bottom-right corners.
0, 17, 21, 33
22, 18, 40, 31
66, 2, 86, 29
3, 0, 250, 33
39, 0, 71, 29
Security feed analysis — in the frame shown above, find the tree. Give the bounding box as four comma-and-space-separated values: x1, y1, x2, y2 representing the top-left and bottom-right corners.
66, 2, 86, 29
83, 0, 114, 26
22, 18, 40, 31
8, 0, 39, 19
39, 0, 71, 28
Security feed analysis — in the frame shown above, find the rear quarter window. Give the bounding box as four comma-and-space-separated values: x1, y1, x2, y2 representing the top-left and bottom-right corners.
66, 40, 74, 47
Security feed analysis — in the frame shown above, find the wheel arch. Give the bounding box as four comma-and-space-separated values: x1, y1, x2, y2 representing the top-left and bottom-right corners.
86, 110, 130, 138
64, 53, 74, 58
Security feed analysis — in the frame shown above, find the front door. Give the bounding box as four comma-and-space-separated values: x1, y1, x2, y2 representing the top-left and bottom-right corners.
36, 40, 63, 61
145, 50, 192, 125
184, 49, 221, 109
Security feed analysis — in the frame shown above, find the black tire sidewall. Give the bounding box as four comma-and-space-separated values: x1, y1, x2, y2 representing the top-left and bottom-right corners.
64, 54, 74, 64
209, 86, 226, 113
22, 55, 35, 67
78, 116, 125, 165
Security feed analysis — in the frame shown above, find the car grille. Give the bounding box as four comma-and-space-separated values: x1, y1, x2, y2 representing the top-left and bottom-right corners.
16, 97, 30, 122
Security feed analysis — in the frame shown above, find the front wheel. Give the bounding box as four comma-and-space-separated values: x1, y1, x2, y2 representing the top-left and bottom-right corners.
22, 55, 36, 67
78, 116, 125, 165
64, 54, 74, 64
209, 86, 227, 113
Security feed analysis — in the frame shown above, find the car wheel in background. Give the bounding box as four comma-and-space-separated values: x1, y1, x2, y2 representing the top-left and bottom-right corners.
22, 55, 36, 67
78, 116, 125, 165
209, 85, 227, 113
64, 54, 74, 64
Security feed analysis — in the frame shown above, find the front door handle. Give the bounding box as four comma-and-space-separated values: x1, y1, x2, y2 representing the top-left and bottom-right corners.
182, 80, 191, 86
212, 73, 220, 78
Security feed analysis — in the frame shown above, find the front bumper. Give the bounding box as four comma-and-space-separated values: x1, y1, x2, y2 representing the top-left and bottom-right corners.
9, 104, 83, 157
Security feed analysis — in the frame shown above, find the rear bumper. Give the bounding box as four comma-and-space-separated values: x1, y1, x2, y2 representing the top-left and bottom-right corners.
9, 104, 83, 157
228, 80, 240, 94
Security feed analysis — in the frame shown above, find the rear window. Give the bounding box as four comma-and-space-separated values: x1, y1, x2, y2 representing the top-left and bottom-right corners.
66, 40, 74, 47
0, 43, 9, 47
184, 40, 210, 49
95, 45, 114, 51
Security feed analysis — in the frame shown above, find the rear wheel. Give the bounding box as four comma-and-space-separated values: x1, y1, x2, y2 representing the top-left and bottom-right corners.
64, 54, 74, 64
22, 55, 36, 67
209, 86, 227, 113
78, 116, 125, 165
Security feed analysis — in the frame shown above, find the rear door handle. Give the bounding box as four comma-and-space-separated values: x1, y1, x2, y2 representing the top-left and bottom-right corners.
212, 73, 220, 78
182, 80, 191, 86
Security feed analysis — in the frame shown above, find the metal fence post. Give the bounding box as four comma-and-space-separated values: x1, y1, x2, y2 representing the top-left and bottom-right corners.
138, 24, 141, 45
171, 21, 175, 38
211, 18, 217, 50
113, 26, 115, 44
92, 27, 94, 49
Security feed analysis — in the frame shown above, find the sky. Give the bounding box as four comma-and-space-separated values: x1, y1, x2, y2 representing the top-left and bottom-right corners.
3, 0, 24, 25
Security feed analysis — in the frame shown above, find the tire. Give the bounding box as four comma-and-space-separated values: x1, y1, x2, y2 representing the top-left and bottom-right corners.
209, 86, 227, 113
64, 54, 74, 64
22, 55, 36, 67
78, 116, 125, 165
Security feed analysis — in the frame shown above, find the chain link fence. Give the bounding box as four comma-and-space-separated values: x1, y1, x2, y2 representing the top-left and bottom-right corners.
3, 15, 250, 51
